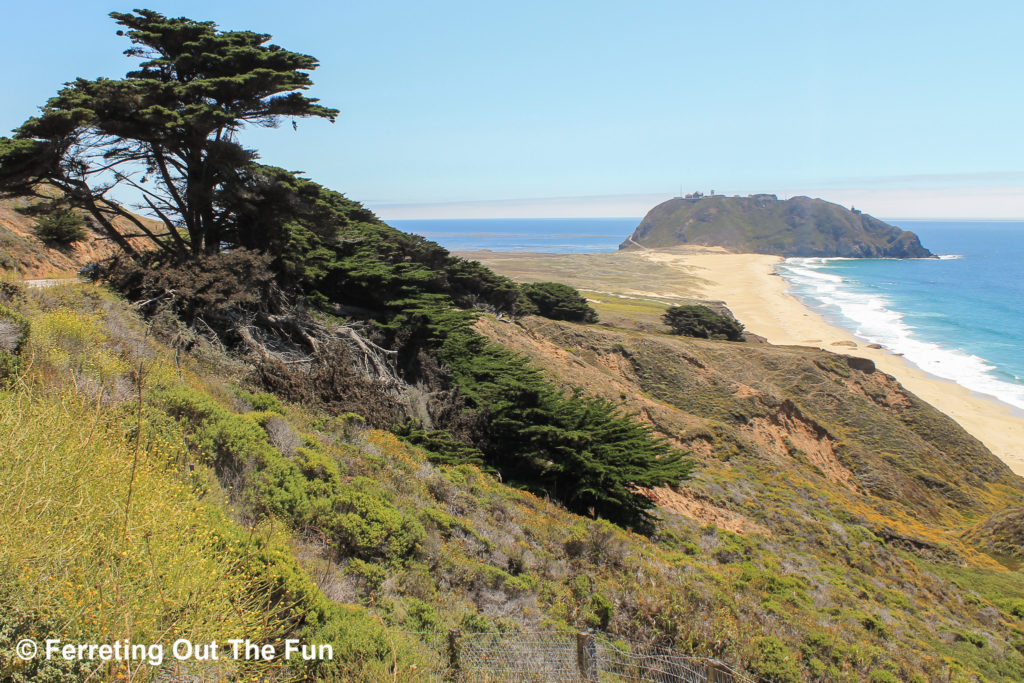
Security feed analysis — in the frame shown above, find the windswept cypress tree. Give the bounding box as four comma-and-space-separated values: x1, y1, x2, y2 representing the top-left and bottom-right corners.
390, 299, 692, 531
0, 9, 691, 532
0, 10, 337, 259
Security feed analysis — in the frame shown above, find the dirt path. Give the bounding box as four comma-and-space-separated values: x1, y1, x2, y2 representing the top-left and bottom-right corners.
23, 278, 84, 289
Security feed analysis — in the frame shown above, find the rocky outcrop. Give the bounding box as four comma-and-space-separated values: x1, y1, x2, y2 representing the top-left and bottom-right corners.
621, 194, 933, 258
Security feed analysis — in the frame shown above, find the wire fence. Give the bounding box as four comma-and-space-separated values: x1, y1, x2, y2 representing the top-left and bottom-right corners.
399, 630, 754, 682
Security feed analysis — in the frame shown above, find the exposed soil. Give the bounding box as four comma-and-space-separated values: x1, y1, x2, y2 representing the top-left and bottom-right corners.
0, 197, 154, 277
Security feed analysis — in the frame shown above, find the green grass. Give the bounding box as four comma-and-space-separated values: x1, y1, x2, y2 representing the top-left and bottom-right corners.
0, 387, 297, 680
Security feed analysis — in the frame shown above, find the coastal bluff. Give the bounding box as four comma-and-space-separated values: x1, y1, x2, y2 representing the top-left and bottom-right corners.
621, 193, 933, 258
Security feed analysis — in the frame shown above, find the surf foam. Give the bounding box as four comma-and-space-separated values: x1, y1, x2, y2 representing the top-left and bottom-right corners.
777, 258, 1024, 411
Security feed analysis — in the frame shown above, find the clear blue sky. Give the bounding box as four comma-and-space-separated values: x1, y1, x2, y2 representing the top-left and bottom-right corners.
2, 1, 1022, 218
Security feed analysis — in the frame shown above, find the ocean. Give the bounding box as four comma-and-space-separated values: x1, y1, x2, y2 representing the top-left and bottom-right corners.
776, 221, 1024, 412
391, 217, 1024, 412
388, 218, 630, 253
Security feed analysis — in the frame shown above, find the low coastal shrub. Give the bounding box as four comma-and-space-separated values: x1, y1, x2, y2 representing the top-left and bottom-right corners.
330, 477, 426, 564
155, 384, 425, 566
662, 304, 744, 341
32, 209, 88, 244
746, 636, 802, 683
520, 281, 598, 322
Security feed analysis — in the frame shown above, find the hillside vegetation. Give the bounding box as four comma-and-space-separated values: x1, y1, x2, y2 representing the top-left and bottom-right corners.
621, 194, 933, 258
2, 9, 1024, 683
476, 315, 1024, 681
4, 276, 1024, 681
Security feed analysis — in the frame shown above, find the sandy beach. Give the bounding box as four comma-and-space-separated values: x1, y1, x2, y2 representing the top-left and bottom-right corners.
460, 246, 1024, 475
639, 250, 1024, 476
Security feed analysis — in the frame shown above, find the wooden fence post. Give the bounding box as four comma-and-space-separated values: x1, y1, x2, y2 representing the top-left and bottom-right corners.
447, 628, 461, 681
705, 659, 728, 682
577, 631, 598, 681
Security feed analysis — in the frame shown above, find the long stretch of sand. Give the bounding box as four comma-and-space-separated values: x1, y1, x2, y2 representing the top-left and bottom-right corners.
639, 251, 1024, 475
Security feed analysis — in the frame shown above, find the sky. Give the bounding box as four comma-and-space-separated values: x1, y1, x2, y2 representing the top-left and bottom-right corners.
1, 1, 1022, 219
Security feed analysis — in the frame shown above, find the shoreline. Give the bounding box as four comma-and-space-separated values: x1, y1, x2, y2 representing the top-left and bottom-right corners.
639, 250, 1024, 476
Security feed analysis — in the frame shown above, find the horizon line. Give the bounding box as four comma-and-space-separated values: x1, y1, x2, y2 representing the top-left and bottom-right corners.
380, 214, 1024, 222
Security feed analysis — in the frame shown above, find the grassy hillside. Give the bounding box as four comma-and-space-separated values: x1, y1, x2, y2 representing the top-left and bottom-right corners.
622, 195, 933, 258
3, 277, 1024, 681
476, 315, 1024, 681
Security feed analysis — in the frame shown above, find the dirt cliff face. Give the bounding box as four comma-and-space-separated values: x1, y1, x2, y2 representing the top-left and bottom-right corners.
621, 194, 934, 258
0, 197, 154, 277
477, 315, 1021, 545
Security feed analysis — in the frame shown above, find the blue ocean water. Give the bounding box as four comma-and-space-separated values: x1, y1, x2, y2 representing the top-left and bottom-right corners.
775, 222, 1024, 411
388, 218, 632, 253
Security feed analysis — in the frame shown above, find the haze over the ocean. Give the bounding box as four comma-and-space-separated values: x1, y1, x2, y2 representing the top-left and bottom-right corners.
3, 1, 1021, 219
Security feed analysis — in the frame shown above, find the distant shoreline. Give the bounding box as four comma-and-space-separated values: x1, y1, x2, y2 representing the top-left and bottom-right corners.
463, 247, 1024, 476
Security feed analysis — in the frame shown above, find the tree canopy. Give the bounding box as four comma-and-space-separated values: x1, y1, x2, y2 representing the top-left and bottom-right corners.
32, 208, 89, 244
0, 9, 337, 260
389, 298, 690, 530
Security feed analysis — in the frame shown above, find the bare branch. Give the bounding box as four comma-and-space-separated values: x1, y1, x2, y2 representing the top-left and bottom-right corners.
142, 195, 190, 254
98, 197, 176, 258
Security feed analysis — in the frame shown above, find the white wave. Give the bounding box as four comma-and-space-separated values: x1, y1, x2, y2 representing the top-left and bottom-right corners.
783, 267, 845, 284
778, 259, 1024, 411
937, 254, 963, 260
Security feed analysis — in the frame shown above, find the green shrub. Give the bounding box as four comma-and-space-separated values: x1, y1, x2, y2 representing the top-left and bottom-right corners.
746, 636, 802, 682
520, 281, 598, 322
952, 629, 986, 648
329, 477, 425, 564
295, 447, 342, 490
345, 558, 387, 591
301, 605, 402, 680
32, 209, 88, 244
237, 388, 285, 413
459, 612, 492, 633
157, 385, 429, 568
1004, 598, 1024, 619
662, 304, 744, 341
868, 669, 901, 683
589, 593, 615, 630
855, 611, 890, 640
806, 657, 828, 678
403, 597, 439, 631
